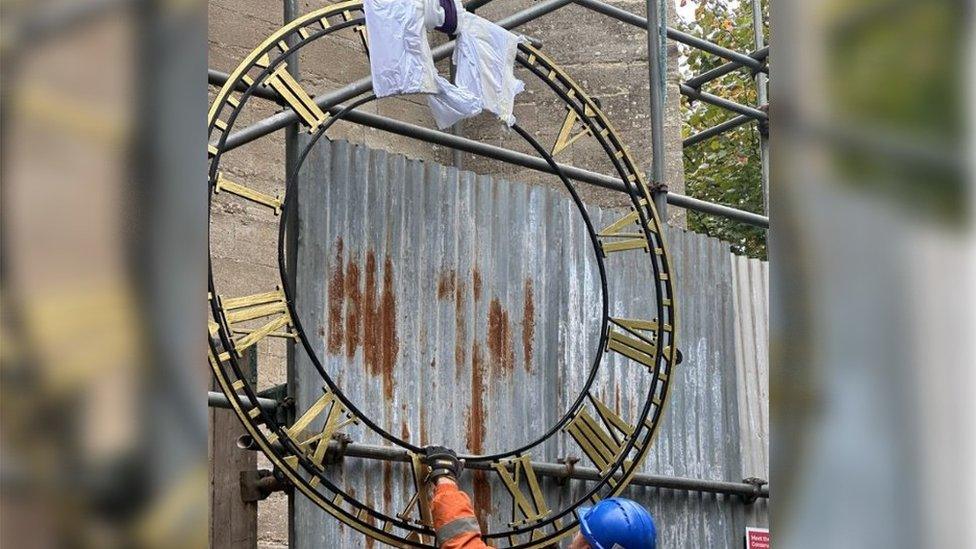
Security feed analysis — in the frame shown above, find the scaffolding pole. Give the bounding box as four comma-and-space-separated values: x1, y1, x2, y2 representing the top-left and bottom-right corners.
683, 114, 754, 148
679, 84, 768, 121
223, 429, 771, 501
283, 0, 300, 544
572, 0, 765, 71
752, 0, 770, 213
208, 69, 768, 228
645, 0, 668, 219
685, 46, 769, 89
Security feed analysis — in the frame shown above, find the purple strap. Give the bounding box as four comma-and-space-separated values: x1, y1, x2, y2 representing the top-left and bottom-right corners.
435, 0, 458, 35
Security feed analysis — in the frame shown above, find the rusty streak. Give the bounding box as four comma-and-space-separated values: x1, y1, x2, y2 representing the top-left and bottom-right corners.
344, 253, 362, 358
522, 278, 535, 372
437, 269, 456, 300
363, 252, 399, 399
327, 237, 345, 354
467, 342, 491, 531
487, 299, 514, 375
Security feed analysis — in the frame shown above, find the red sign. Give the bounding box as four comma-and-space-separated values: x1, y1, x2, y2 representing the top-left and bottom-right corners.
746, 527, 770, 549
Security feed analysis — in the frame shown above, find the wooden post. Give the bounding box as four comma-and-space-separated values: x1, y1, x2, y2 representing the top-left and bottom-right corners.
209, 347, 258, 549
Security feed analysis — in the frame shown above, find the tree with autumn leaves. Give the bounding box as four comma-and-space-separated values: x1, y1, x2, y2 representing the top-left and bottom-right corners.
677, 0, 768, 259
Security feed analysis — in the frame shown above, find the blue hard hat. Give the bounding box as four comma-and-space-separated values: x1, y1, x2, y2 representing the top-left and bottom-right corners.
577, 498, 657, 549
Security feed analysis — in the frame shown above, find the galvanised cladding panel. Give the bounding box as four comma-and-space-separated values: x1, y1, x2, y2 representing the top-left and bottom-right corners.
731, 253, 771, 532
290, 139, 762, 548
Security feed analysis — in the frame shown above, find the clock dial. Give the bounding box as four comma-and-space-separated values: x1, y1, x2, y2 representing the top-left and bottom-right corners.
208, 3, 678, 546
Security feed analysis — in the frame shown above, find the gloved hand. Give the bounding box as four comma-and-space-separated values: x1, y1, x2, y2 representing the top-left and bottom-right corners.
423, 445, 464, 484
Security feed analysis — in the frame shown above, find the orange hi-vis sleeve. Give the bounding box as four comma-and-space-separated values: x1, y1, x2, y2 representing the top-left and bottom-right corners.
431, 482, 490, 549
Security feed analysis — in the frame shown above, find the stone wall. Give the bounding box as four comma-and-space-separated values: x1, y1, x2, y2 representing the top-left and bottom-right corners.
208, 1, 687, 546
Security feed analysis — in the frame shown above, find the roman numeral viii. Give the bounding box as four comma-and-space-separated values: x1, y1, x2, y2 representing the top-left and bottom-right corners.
565, 397, 636, 481
606, 317, 671, 375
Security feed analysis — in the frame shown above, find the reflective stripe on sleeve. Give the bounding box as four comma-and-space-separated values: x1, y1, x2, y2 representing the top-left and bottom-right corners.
435, 516, 482, 547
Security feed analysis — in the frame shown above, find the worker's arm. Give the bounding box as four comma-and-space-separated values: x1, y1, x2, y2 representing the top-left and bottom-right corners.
431, 478, 490, 549
423, 447, 490, 549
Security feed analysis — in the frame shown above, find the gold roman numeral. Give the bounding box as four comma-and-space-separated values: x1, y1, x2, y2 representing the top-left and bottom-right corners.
385, 452, 434, 542
606, 317, 668, 373
551, 104, 595, 156
597, 199, 659, 256
341, 10, 370, 55
216, 289, 293, 361
214, 172, 282, 214
256, 55, 329, 131
493, 455, 551, 530
565, 397, 636, 479
274, 388, 358, 485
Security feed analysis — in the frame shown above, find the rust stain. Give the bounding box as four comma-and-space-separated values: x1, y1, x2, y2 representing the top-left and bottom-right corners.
365, 484, 375, 515
362, 252, 400, 399
487, 299, 514, 375
364, 484, 376, 549
420, 404, 429, 446
437, 269, 456, 300
381, 255, 399, 398
522, 279, 535, 372
383, 460, 393, 511
467, 342, 491, 531
327, 237, 345, 354
472, 268, 483, 302
344, 256, 362, 358
466, 343, 485, 455
364, 252, 378, 375
454, 280, 467, 372
401, 421, 411, 441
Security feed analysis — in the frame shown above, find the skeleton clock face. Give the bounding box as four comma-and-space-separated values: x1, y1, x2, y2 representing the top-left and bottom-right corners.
208, 2, 678, 547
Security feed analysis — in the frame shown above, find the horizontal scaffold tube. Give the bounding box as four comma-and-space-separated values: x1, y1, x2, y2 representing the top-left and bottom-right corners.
229, 432, 770, 501
208, 70, 769, 229
683, 114, 754, 148
680, 84, 768, 121
209, 391, 280, 412
684, 46, 769, 89
572, 0, 766, 72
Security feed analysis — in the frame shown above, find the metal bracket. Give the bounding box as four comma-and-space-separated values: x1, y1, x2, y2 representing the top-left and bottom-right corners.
276, 395, 295, 424
323, 433, 353, 466
555, 455, 580, 486
240, 469, 290, 502
740, 477, 767, 504
257, 382, 288, 401
757, 104, 770, 137
650, 181, 669, 194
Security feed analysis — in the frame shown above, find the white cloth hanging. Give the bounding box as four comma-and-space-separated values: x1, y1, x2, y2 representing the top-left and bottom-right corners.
426, 75, 482, 129
363, 0, 439, 97
363, 0, 525, 126
452, 11, 526, 126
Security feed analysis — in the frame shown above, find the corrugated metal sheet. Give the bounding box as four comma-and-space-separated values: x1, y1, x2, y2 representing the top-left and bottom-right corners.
731, 253, 770, 534
731, 254, 770, 480
289, 139, 767, 548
